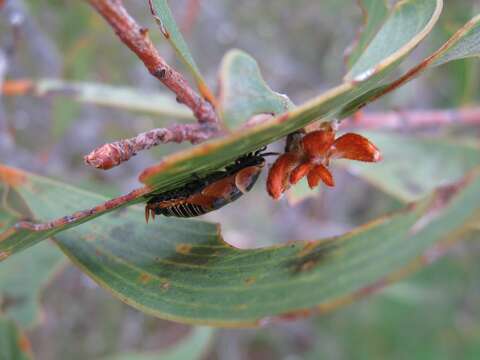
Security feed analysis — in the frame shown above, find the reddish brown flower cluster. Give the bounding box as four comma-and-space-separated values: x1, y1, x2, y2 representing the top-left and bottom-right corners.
266, 124, 382, 199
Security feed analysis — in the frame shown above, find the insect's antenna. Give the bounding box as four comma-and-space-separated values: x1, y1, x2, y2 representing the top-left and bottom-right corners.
260, 152, 280, 157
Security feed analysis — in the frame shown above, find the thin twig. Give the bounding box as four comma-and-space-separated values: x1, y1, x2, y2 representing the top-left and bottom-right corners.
86, 0, 218, 125
3, 78, 480, 131
342, 108, 480, 130
84, 123, 219, 170
181, 0, 201, 35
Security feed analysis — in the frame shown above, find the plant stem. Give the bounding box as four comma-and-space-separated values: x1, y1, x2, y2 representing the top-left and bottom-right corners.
181, 0, 201, 35
342, 108, 480, 130
86, 0, 218, 125
84, 123, 219, 170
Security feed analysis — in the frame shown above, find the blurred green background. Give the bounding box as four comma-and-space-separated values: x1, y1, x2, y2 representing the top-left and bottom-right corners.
1, 0, 480, 359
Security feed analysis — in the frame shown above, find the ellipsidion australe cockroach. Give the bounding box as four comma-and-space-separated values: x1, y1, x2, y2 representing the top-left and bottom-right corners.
144, 148, 276, 221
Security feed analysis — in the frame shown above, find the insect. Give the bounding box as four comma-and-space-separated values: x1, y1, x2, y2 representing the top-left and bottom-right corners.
144, 148, 276, 221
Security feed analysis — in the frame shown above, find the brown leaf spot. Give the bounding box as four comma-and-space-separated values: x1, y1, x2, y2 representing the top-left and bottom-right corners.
300, 260, 316, 272
0, 165, 26, 187
138, 273, 153, 284
258, 308, 315, 326
0, 293, 25, 312
289, 239, 337, 274
235, 304, 248, 311
297, 241, 317, 257
161, 281, 171, 291
0, 251, 11, 261
18, 333, 32, 354
244, 277, 256, 286
410, 178, 470, 235
176, 243, 193, 255
277, 308, 315, 322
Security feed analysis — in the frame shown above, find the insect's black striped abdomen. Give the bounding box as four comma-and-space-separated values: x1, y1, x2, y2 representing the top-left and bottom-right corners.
145, 148, 270, 221
157, 203, 209, 218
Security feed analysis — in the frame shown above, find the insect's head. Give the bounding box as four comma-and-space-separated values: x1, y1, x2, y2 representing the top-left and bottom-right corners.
224, 146, 279, 175
245, 146, 280, 165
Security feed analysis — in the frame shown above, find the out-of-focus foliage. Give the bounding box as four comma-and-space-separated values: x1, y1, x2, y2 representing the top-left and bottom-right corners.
0, 316, 32, 360
342, 132, 480, 202
0, 242, 64, 328
104, 327, 213, 360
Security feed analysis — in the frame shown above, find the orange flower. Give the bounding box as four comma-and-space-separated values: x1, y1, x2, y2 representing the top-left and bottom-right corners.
267, 124, 382, 199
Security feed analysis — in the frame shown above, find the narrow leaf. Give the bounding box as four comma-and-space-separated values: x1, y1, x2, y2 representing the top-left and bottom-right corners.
0, 316, 32, 360
346, 0, 390, 69
2, 163, 478, 326
0, 165, 149, 257
339, 13, 480, 117
4, 79, 193, 119
149, 0, 215, 103
55, 169, 480, 325
431, 14, 480, 66
104, 327, 213, 360
346, 0, 443, 81
0, 242, 65, 328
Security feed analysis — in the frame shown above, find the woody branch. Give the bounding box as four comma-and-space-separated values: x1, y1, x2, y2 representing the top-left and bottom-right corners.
3, 79, 480, 130
84, 0, 220, 169
84, 123, 217, 170
86, 0, 217, 125
342, 108, 480, 130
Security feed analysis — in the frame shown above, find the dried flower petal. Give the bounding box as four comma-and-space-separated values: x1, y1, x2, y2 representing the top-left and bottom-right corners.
301, 126, 335, 158
266, 153, 300, 199
307, 164, 335, 188
290, 163, 314, 185
328, 133, 382, 162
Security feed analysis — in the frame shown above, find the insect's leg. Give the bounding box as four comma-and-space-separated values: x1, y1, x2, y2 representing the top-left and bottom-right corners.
145, 206, 150, 223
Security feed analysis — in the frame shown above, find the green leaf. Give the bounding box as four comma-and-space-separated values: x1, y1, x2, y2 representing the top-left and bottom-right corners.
56, 170, 480, 326
0, 242, 65, 328
51, 96, 81, 140
0, 316, 32, 360
346, 0, 443, 81
341, 132, 480, 202
431, 14, 480, 67
218, 50, 294, 129
339, 13, 480, 117
346, 0, 390, 69
0, 165, 147, 257
104, 327, 213, 360
3, 164, 479, 326
34, 79, 192, 119
149, 0, 214, 102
